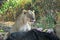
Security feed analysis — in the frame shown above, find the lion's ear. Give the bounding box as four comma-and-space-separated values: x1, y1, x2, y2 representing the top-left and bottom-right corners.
22, 10, 28, 14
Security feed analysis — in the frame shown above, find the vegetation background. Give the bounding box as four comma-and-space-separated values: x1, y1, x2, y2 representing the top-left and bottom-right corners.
0, 0, 60, 29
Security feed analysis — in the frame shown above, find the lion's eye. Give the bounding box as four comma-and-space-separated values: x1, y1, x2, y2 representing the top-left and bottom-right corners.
24, 12, 26, 14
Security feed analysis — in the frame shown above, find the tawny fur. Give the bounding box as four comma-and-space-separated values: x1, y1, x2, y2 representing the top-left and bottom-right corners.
11, 10, 35, 33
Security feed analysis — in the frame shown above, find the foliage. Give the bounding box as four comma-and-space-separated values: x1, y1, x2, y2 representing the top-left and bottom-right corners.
32, 0, 59, 29
0, 29, 4, 32
0, 0, 60, 29
0, 0, 32, 14
0, 0, 32, 21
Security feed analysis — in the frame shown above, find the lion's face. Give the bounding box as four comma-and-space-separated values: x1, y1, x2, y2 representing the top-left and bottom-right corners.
23, 10, 35, 24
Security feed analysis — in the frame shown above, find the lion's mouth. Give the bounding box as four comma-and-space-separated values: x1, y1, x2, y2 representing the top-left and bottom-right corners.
30, 20, 35, 22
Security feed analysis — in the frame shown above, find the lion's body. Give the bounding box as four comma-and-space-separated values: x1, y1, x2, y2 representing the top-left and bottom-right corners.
11, 10, 35, 33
